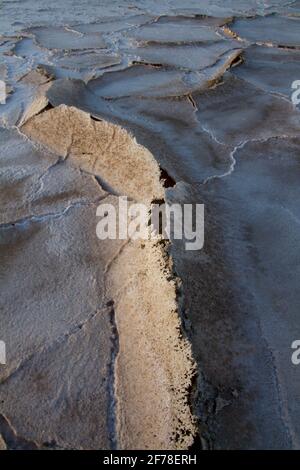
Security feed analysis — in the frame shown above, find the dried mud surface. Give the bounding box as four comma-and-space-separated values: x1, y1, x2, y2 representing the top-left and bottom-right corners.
1, 0, 300, 450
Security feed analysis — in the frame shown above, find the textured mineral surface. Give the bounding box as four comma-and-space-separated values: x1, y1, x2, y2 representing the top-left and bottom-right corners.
0, 0, 300, 450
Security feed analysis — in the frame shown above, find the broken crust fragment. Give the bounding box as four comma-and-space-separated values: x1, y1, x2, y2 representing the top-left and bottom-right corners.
21, 104, 197, 449
21, 104, 164, 203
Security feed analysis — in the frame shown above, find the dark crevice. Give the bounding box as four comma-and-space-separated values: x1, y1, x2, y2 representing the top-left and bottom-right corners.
229, 52, 243, 68
31, 101, 54, 119
90, 114, 103, 122
0, 414, 38, 450
132, 60, 163, 68
93, 174, 120, 196
149, 198, 166, 235
277, 44, 300, 50
42, 102, 54, 112
188, 431, 203, 451
160, 167, 176, 188
106, 300, 119, 450
187, 94, 197, 109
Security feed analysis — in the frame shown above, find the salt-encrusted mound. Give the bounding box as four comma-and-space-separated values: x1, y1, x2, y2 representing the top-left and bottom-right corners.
18, 104, 196, 449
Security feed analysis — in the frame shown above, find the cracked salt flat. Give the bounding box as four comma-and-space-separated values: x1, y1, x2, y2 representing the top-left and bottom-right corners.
1, 0, 300, 451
